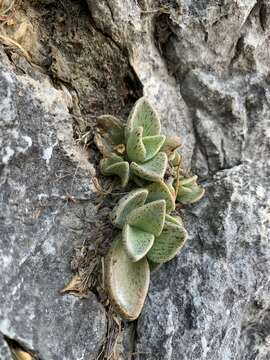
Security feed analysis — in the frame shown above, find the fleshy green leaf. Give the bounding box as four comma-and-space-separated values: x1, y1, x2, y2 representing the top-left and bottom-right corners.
143, 135, 166, 162
177, 185, 205, 204
178, 175, 198, 187
130, 152, 168, 182
177, 186, 193, 196
110, 188, 148, 228
123, 224, 154, 262
126, 127, 146, 163
131, 175, 150, 188
100, 154, 123, 168
127, 128, 165, 163
127, 199, 166, 237
146, 181, 175, 213
147, 222, 188, 263
126, 97, 161, 137
176, 176, 205, 204
100, 157, 129, 188
105, 235, 150, 320
165, 214, 183, 226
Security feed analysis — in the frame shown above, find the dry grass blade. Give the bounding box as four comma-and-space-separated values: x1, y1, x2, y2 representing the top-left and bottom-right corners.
0, 0, 15, 16
60, 274, 81, 294
0, 33, 32, 62
92, 176, 113, 196
97, 307, 123, 360
62, 246, 101, 299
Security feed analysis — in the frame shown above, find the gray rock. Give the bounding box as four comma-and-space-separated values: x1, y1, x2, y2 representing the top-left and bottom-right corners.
0, 50, 106, 359
137, 162, 270, 360
1, 0, 270, 359
0, 334, 13, 360
87, 1, 270, 359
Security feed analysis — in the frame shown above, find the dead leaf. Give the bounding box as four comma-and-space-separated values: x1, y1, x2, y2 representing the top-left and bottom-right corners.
114, 143, 125, 155
11, 348, 33, 360
60, 274, 81, 294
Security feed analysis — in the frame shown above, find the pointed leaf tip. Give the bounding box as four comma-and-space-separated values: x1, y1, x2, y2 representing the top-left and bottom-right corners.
143, 134, 166, 162
127, 199, 166, 237
111, 188, 149, 228
130, 152, 168, 182
147, 181, 175, 213
126, 126, 146, 163
100, 157, 129, 187
126, 97, 161, 138
147, 222, 188, 264
127, 129, 165, 163
165, 214, 183, 226
177, 186, 205, 204
176, 176, 205, 205
123, 224, 154, 262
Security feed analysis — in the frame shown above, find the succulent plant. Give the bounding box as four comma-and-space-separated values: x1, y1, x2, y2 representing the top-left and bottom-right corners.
95, 97, 205, 320
106, 189, 187, 319
95, 98, 179, 187
120, 195, 187, 263
175, 175, 205, 205
105, 234, 150, 321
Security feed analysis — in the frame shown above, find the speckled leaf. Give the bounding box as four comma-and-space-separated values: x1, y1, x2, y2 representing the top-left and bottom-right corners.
178, 175, 198, 187
143, 134, 166, 161
177, 186, 193, 196
130, 152, 168, 182
177, 185, 205, 204
126, 97, 161, 137
100, 157, 129, 188
147, 222, 188, 264
100, 153, 123, 167
123, 224, 154, 262
132, 175, 150, 188
127, 199, 166, 237
105, 235, 150, 321
165, 214, 183, 226
110, 188, 148, 228
146, 181, 175, 213
126, 126, 146, 162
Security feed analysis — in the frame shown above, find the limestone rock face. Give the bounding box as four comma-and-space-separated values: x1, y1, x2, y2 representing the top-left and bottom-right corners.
1, 0, 270, 359
87, 0, 270, 359
0, 51, 106, 359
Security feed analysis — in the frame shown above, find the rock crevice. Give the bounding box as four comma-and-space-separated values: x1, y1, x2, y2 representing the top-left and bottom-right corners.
0, 1, 269, 359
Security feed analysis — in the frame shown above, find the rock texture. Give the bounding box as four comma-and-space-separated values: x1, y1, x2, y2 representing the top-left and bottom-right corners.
87, 0, 270, 359
0, 334, 13, 360
0, 51, 107, 359
1, 0, 270, 359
